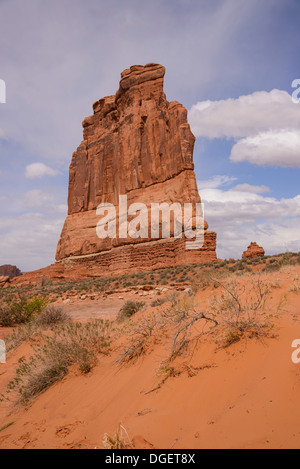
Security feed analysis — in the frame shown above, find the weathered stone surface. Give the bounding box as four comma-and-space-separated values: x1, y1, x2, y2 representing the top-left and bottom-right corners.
242, 242, 265, 260
0, 265, 21, 279
55, 63, 216, 272
0, 275, 10, 288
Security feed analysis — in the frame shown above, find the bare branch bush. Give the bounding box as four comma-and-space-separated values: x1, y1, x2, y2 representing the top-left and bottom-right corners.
161, 295, 218, 363
116, 314, 159, 364
210, 275, 275, 347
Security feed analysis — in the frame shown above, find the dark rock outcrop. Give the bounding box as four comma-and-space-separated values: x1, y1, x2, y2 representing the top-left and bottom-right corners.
0, 265, 21, 279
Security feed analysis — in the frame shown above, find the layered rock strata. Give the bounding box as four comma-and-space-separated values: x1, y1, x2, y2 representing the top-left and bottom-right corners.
55, 63, 217, 272
242, 242, 265, 260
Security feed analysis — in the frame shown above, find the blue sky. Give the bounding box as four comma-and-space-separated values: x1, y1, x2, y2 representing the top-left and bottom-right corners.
0, 0, 299, 271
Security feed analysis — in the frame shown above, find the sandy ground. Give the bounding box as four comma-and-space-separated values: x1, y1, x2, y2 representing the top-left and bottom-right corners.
62, 297, 125, 321
0, 266, 300, 449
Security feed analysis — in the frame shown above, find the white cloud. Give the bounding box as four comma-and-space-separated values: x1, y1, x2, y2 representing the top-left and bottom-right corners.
189, 89, 300, 168
24, 189, 54, 209
232, 184, 270, 194
198, 175, 237, 190
230, 130, 300, 167
189, 89, 299, 139
25, 163, 60, 179
198, 176, 300, 259
0, 187, 67, 271
0, 212, 65, 272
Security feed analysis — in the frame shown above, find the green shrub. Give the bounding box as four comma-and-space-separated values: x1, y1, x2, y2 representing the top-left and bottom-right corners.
0, 296, 48, 327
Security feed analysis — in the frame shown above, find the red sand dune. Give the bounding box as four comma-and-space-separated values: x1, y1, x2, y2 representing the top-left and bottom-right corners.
1, 266, 300, 449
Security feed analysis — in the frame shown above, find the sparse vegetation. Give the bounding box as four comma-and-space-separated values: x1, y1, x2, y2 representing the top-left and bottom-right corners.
3, 320, 111, 403
35, 305, 71, 327
1, 251, 298, 406
161, 295, 218, 362
0, 421, 15, 433
210, 276, 275, 347
117, 315, 158, 364
0, 296, 48, 327
102, 424, 132, 449
116, 300, 145, 322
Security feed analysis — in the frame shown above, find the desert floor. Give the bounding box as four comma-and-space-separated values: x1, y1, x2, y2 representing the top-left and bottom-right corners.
0, 257, 300, 449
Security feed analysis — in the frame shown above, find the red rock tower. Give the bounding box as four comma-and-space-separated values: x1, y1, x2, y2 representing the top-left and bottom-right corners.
56, 64, 216, 272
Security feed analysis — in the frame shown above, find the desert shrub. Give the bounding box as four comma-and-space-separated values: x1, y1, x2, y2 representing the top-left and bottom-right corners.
151, 298, 166, 307
165, 291, 179, 306
210, 276, 274, 347
190, 271, 212, 293
160, 279, 168, 286
116, 301, 145, 322
262, 261, 282, 272
35, 305, 71, 327
4, 320, 111, 403
5, 323, 40, 352
117, 315, 157, 364
161, 295, 218, 362
0, 296, 48, 327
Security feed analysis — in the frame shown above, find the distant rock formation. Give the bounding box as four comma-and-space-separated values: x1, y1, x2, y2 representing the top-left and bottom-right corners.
56, 63, 217, 273
0, 264, 21, 279
242, 242, 265, 260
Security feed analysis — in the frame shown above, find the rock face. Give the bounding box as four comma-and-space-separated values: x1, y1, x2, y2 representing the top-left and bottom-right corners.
56, 63, 217, 273
242, 242, 265, 260
0, 265, 21, 279
0, 275, 10, 288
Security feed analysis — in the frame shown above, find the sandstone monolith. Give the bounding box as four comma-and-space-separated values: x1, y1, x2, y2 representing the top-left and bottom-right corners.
56, 63, 216, 273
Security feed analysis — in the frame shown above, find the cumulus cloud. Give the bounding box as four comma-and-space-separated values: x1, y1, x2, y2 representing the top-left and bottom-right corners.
198, 176, 300, 259
230, 130, 300, 167
25, 163, 60, 179
189, 89, 300, 168
0, 186, 67, 271
189, 89, 299, 139
198, 175, 237, 190
0, 212, 65, 272
231, 184, 271, 194
21, 189, 66, 213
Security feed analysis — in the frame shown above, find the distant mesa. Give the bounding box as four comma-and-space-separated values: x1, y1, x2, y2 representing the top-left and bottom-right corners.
0, 264, 22, 279
242, 242, 265, 260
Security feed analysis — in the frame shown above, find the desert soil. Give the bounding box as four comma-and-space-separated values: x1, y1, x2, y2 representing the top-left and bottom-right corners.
0, 266, 300, 449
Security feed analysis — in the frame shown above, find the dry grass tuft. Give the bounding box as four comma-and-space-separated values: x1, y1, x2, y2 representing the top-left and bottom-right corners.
102, 423, 132, 449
